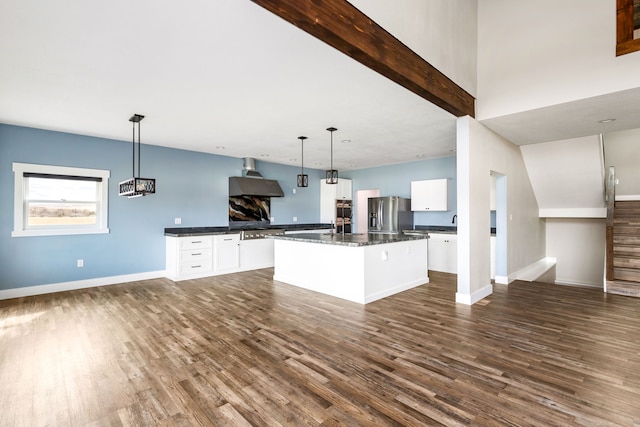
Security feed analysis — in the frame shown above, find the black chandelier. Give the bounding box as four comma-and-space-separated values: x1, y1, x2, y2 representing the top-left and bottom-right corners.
296, 136, 309, 187
118, 114, 156, 198
325, 126, 338, 184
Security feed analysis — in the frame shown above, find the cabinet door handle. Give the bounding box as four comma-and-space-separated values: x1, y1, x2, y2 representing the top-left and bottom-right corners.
192, 253, 201, 256
191, 240, 201, 244
224, 238, 233, 241
192, 265, 201, 268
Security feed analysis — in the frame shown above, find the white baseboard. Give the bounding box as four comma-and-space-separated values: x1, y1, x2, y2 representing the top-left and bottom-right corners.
364, 276, 429, 304
494, 275, 512, 285
456, 283, 493, 305
615, 195, 640, 201
555, 279, 603, 289
0, 270, 167, 300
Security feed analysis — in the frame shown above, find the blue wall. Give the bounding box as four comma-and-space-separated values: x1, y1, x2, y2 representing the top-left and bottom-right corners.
0, 124, 457, 291
0, 124, 323, 290
348, 156, 457, 228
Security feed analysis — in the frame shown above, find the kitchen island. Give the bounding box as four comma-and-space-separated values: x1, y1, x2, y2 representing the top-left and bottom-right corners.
164, 223, 332, 281
272, 233, 429, 304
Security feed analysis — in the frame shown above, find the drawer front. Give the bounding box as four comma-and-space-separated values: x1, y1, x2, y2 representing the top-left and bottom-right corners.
179, 260, 213, 275
179, 236, 213, 250
213, 234, 240, 244
180, 248, 212, 264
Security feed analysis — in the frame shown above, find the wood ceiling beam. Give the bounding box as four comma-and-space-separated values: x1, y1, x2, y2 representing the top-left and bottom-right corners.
251, 0, 475, 118
616, 0, 640, 56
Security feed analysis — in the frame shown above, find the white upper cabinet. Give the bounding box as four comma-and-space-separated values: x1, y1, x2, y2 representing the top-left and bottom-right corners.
334, 179, 352, 200
320, 179, 352, 223
411, 179, 449, 211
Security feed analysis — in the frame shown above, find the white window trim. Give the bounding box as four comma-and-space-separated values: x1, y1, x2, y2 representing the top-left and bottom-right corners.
12, 162, 110, 237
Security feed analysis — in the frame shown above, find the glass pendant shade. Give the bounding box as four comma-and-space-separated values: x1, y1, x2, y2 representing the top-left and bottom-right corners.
325, 127, 338, 184
297, 174, 309, 187
325, 169, 338, 184
297, 136, 308, 187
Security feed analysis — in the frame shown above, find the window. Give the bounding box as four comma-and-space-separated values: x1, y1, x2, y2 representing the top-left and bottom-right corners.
12, 163, 110, 237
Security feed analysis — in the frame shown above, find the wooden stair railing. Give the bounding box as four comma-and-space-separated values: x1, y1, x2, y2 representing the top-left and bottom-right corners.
606, 166, 640, 296
605, 166, 615, 285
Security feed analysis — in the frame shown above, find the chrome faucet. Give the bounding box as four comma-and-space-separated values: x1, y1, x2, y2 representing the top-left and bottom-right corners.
451, 214, 457, 224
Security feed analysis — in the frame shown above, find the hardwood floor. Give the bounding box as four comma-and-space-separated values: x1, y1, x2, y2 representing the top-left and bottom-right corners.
1, 270, 639, 426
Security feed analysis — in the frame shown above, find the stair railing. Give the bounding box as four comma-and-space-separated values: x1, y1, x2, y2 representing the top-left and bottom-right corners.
605, 166, 616, 282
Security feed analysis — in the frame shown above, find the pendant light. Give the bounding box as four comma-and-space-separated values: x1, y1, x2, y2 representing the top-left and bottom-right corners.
296, 136, 309, 187
325, 126, 338, 184
118, 114, 156, 198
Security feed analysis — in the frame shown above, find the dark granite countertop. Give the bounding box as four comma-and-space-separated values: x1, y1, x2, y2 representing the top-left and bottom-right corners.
402, 226, 497, 236
272, 232, 428, 247
164, 223, 333, 237
407, 225, 458, 234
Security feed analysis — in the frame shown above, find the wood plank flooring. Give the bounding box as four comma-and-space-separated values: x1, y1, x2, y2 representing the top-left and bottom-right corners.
1, 270, 639, 426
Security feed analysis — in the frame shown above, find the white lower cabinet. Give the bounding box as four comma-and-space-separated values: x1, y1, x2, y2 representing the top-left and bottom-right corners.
239, 238, 274, 270
167, 234, 240, 281
428, 233, 457, 274
426, 233, 495, 277
166, 236, 214, 280
213, 234, 240, 273
167, 230, 330, 281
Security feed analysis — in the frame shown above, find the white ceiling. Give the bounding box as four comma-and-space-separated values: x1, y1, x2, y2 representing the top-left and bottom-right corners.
1, 0, 639, 171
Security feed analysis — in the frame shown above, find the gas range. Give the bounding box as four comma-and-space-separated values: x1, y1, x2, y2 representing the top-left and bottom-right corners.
239, 228, 285, 240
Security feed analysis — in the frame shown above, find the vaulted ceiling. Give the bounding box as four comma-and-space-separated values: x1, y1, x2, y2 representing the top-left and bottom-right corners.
1, 0, 640, 171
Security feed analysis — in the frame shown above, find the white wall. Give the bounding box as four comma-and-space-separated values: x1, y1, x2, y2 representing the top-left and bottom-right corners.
546, 218, 605, 288
348, 0, 477, 96
520, 135, 606, 217
604, 128, 640, 198
477, 0, 640, 119
457, 117, 545, 304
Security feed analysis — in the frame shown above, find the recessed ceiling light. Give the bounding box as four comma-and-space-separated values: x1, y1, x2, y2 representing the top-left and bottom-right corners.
598, 118, 616, 123
289, 158, 297, 162
341, 139, 351, 143
450, 149, 457, 153
314, 162, 323, 166
416, 154, 425, 158
216, 146, 225, 149
260, 154, 269, 157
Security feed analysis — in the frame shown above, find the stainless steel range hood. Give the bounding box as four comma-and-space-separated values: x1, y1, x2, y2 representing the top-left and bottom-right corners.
228, 158, 284, 197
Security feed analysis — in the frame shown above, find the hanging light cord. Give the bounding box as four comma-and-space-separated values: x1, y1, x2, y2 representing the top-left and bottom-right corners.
301, 137, 305, 174
132, 119, 136, 178
327, 126, 337, 173
137, 119, 141, 177
330, 130, 333, 171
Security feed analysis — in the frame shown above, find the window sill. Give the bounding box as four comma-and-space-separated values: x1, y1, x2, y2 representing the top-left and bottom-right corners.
12, 228, 110, 237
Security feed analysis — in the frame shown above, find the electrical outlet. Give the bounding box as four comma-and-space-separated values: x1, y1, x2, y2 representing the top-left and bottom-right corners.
292, 188, 296, 194
293, 216, 297, 222
77, 259, 84, 268
175, 217, 182, 224
270, 217, 275, 222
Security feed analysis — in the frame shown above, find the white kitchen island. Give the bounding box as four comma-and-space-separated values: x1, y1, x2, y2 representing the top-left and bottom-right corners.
272, 233, 429, 304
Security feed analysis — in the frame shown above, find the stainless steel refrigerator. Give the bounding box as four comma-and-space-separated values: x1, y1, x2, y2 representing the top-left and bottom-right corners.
368, 196, 413, 234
